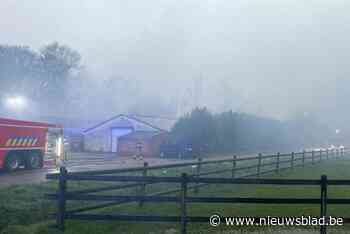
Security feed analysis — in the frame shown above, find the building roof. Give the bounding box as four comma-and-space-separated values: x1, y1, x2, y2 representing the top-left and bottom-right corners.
129, 115, 177, 132
83, 114, 177, 134
118, 131, 165, 141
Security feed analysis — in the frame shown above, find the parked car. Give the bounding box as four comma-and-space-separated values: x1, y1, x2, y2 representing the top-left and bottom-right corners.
160, 143, 195, 159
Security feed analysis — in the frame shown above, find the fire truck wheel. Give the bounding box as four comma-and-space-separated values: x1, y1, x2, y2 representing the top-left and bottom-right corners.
26, 152, 43, 169
5, 153, 20, 172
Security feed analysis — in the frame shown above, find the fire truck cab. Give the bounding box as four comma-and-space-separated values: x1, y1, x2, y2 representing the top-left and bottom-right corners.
0, 118, 64, 171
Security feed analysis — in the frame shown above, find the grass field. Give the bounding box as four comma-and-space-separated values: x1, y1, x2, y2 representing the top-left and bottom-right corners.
1, 155, 350, 234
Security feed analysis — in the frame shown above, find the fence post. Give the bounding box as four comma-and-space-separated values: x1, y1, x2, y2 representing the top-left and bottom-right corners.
257, 153, 262, 177
312, 150, 315, 165
275, 152, 280, 173
302, 150, 305, 167
232, 155, 237, 178
180, 173, 188, 234
291, 152, 294, 169
57, 167, 67, 231
139, 162, 148, 207
319, 150, 322, 162
320, 175, 328, 234
194, 158, 202, 193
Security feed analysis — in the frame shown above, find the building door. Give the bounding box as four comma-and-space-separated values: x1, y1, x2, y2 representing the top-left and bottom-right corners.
111, 128, 133, 153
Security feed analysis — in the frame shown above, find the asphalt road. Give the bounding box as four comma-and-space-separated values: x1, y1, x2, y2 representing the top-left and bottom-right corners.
0, 152, 185, 187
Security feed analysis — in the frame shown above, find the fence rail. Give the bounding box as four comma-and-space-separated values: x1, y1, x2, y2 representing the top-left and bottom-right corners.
46, 148, 347, 234
48, 148, 345, 179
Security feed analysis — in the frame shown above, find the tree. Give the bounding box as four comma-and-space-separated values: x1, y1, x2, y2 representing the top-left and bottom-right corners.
171, 107, 216, 152
0, 42, 82, 116
214, 111, 236, 152
0, 45, 41, 97
40, 42, 81, 100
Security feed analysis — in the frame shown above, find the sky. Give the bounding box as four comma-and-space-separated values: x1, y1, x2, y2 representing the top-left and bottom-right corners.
1, 0, 350, 125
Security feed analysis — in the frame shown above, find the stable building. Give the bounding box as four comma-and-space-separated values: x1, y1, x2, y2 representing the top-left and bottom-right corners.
83, 114, 176, 157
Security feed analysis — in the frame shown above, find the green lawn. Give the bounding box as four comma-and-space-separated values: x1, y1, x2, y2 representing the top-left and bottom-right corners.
1, 156, 350, 234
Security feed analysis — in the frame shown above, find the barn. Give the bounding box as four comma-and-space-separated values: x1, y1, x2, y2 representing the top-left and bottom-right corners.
83, 115, 176, 157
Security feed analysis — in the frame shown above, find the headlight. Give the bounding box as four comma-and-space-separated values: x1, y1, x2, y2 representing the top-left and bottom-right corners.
56, 137, 63, 157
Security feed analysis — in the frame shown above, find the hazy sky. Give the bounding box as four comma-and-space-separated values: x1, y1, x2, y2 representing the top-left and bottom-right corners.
1, 0, 350, 123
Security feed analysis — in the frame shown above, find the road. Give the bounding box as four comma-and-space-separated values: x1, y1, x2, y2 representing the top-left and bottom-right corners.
0, 152, 186, 187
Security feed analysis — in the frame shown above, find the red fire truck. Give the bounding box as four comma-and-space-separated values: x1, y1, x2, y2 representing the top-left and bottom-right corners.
0, 118, 64, 171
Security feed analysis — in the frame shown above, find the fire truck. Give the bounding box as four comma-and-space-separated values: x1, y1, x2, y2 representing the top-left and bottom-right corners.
0, 118, 64, 171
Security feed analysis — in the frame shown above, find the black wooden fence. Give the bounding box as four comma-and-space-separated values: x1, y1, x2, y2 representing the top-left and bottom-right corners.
50, 148, 345, 179
46, 148, 347, 234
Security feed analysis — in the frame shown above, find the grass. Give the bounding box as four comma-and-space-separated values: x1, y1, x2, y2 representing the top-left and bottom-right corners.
1, 155, 350, 234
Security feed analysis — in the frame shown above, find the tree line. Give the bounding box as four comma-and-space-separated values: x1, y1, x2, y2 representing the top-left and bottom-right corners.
171, 107, 334, 154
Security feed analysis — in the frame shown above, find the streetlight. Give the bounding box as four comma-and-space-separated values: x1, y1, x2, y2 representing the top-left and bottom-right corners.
3, 96, 28, 112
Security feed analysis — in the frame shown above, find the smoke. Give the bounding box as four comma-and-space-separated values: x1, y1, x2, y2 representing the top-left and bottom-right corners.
1, 0, 350, 132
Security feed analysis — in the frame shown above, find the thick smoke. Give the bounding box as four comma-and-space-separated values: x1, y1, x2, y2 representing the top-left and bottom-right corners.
1, 0, 350, 137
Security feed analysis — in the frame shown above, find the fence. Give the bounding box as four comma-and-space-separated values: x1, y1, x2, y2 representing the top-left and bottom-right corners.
46, 148, 347, 233
50, 148, 346, 178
